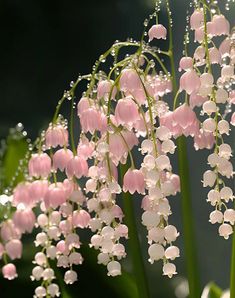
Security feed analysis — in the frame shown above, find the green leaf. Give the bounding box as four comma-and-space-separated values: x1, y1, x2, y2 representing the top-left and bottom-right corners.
202, 282, 223, 298
1, 132, 28, 189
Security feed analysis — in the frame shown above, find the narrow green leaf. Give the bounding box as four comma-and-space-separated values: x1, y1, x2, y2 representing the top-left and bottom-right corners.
2, 134, 28, 188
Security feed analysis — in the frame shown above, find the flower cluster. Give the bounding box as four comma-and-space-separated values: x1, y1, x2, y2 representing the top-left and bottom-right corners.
0, 0, 234, 297
185, 3, 235, 239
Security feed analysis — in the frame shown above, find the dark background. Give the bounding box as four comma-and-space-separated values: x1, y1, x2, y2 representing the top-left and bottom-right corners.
0, 0, 234, 297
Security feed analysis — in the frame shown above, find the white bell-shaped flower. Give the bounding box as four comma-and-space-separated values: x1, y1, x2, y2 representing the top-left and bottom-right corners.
164, 225, 179, 242
202, 118, 216, 133
165, 246, 180, 260
218, 223, 233, 239
218, 120, 230, 135
163, 263, 177, 278
224, 209, 235, 225
216, 88, 228, 103
220, 187, 234, 202
148, 244, 165, 263
142, 211, 160, 228
207, 189, 220, 206
209, 210, 223, 224
107, 261, 121, 277
64, 270, 78, 284
218, 144, 232, 159
203, 170, 216, 187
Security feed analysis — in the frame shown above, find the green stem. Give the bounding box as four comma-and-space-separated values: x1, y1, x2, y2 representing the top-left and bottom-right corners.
230, 229, 235, 297
177, 136, 201, 298
69, 96, 76, 155
120, 164, 150, 298
166, 1, 201, 296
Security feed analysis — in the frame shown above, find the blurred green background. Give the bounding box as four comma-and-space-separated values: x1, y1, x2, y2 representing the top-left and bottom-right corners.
0, 0, 234, 297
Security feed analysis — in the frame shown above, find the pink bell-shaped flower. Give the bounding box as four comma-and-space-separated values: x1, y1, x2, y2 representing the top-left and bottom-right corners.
189, 92, 207, 109
219, 38, 231, 58
119, 69, 142, 93
190, 9, 203, 30
73, 210, 91, 228
115, 96, 140, 126
123, 169, 145, 194
77, 137, 94, 160
80, 108, 102, 134
13, 208, 36, 233
77, 97, 90, 116
45, 125, 69, 148
179, 57, 193, 71
209, 47, 221, 64
5, 239, 22, 260
53, 148, 73, 171
29, 180, 48, 204
97, 80, 116, 100
212, 14, 230, 36
28, 153, 51, 178
13, 182, 34, 208
66, 156, 88, 179
194, 129, 215, 150
2, 263, 18, 280
180, 70, 201, 95
173, 104, 200, 137
148, 24, 167, 41
109, 131, 138, 165
44, 183, 67, 209
0, 220, 21, 242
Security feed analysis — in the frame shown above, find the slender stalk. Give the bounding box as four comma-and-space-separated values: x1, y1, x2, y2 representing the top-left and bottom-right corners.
177, 136, 201, 298
230, 229, 235, 297
120, 164, 150, 298
166, 1, 201, 297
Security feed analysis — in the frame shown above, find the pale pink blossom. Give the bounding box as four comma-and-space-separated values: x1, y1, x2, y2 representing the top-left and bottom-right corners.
189, 92, 207, 109
66, 156, 88, 179
29, 180, 48, 204
72, 210, 91, 228
208, 47, 221, 64
13, 183, 33, 207
212, 14, 230, 36
179, 57, 193, 71
97, 80, 116, 100
219, 38, 231, 58
53, 149, 73, 171
45, 125, 68, 148
148, 24, 167, 41
80, 108, 102, 134
1, 220, 21, 242
115, 97, 140, 126
190, 9, 203, 30
77, 137, 94, 160
28, 153, 51, 178
194, 130, 215, 150
5, 239, 22, 260
44, 183, 67, 209
123, 169, 145, 194
13, 208, 36, 233
180, 70, 201, 95
2, 263, 18, 280
77, 97, 90, 116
